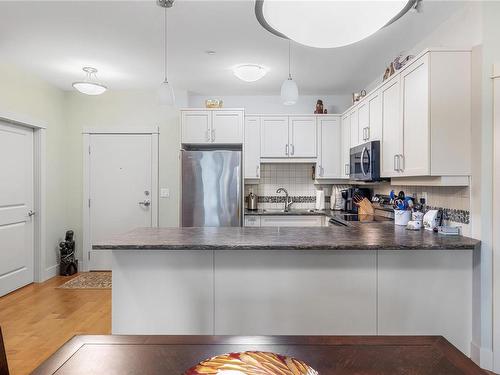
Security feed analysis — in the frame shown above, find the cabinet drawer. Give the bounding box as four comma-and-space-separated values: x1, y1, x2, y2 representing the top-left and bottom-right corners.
260, 216, 324, 227
244, 215, 261, 227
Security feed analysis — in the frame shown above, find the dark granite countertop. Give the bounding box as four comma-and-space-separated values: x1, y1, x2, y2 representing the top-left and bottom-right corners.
93, 226, 480, 251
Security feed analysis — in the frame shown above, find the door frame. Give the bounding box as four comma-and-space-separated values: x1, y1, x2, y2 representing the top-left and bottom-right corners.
0, 110, 47, 283
493, 64, 500, 372
82, 128, 160, 272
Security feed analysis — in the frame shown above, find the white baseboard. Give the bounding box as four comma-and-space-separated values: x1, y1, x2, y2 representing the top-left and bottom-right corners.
471, 341, 493, 371
43, 263, 60, 281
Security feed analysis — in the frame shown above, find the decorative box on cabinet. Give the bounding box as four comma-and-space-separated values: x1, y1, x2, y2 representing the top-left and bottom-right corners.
181, 109, 244, 144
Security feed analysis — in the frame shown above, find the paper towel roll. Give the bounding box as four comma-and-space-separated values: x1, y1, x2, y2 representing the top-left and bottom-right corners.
316, 190, 325, 210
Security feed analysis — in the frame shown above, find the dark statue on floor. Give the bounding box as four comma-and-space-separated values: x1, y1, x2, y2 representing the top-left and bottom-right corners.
59, 230, 78, 276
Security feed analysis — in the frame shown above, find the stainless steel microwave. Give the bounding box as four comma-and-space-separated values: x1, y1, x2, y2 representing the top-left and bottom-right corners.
349, 140, 381, 181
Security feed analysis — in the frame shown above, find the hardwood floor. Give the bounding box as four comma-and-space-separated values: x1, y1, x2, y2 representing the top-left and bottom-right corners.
0, 275, 111, 375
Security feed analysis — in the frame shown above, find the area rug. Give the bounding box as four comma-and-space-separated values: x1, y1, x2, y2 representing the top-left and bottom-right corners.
58, 272, 111, 289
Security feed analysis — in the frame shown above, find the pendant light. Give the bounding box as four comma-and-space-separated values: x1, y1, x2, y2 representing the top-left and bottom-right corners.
158, 1, 175, 106
280, 40, 298, 106
72, 67, 107, 95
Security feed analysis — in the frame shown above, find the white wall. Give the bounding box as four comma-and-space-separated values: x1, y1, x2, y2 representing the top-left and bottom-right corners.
64, 90, 188, 259
0, 63, 67, 280
188, 94, 352, 114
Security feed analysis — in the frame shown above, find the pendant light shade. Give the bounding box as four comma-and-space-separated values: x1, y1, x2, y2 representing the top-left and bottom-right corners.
158, 79, 175, 106
281, 40, 298, 105
281, 77, 299, 106
72, 67, 107, 95
158, 3, 175, 106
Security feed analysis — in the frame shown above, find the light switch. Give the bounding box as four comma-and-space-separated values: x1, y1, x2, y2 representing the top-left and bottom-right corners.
160, 188, 170, 198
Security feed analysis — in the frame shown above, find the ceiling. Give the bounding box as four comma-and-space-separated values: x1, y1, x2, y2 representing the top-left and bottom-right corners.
0, 1, 466, 95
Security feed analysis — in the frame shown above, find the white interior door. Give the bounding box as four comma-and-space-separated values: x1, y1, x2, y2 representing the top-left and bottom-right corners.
0, 122, 34, 296
88, 134, 156, 270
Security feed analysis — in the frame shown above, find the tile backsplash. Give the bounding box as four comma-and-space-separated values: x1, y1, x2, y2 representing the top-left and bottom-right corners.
245, 163, 326, 209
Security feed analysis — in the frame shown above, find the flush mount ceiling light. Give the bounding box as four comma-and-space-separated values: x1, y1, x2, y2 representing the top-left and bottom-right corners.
72, 67, 107, 95
255, 0, 418, 49
158, 0, 175, 106
233, 64, 268, 82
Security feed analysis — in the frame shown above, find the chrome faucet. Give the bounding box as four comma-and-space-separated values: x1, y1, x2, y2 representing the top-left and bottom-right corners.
276, 187, 293, 212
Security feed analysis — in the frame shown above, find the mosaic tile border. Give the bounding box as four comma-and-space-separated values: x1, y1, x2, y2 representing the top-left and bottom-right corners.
247, 195, 331, 204
425, 206, 470, 225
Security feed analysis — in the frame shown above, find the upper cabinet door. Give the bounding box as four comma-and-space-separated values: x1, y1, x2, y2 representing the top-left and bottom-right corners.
181, 111, 212, 144
317, 117, 341, 178
212, 111, 243, 144
401, 55, 430, 176
261, 116, 289, 157
349, 109, 359, 148
341, 114, 351, 178
357, 101, 369, 144
380, 76, 402, 178
289, 116, 317, 157
367, 90, 382, 142
244, 116, 261, 179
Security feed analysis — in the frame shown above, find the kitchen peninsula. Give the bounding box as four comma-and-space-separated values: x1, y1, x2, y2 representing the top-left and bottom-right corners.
95, 225, 480, 356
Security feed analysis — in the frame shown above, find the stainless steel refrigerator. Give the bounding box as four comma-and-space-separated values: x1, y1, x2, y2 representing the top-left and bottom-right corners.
181, 149, 242, 227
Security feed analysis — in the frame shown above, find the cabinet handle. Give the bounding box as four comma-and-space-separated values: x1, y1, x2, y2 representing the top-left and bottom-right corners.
205, 129, 210, 142
285, 144, 289, 156
256, 165, 260, 177
345, 163, 349, 176
211, 129, 215, 142
291, 144, 295, 156
394, 155, 398, 172
399, 154, 405, 172
366, 127, 370, 140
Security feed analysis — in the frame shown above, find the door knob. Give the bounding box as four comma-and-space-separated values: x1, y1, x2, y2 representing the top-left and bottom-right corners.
138, 200, 151, 207
27, 210, 36, 217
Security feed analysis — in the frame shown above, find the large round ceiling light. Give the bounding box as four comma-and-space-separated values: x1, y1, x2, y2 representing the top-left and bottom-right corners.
72, 67, 107, 95
256, 0, 416, 49
233, 64, 268, 82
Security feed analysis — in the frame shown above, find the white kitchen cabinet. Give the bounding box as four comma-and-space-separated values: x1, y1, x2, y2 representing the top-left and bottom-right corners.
379, 50, 471, 178
357, 100, 369, 144
349, 108, 359, 148
244, 116, 261, 179
260, 116, 289, 157
400, 54, 430, 176
380, 76, 402, 178
341, 114, 351, 178
316, 116, 342, 179
289, 116, 317, 158
181, 109, 243, 144
181, 111, 212, 144
260, 116, 317, 160
260, 215, 325, 227
244, 215, 261, 227
357, 90, 382, 144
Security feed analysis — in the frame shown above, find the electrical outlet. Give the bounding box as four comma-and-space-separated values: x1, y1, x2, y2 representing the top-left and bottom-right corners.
160, 188, 170, 198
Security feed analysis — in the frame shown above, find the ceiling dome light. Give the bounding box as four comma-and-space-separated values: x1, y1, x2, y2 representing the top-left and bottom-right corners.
72, 67, 107, 95
233, 64, 268, 82
256, 0, 415, 49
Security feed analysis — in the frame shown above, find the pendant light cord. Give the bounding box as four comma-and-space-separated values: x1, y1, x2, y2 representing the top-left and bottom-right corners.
288, 39, 291, 80
164, 6, 168, 82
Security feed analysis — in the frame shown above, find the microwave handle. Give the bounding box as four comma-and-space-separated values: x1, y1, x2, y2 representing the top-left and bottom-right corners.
360, 147, 368, 176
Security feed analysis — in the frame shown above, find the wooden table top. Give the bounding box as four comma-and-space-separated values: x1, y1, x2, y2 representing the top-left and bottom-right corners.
31, 335, 486, 375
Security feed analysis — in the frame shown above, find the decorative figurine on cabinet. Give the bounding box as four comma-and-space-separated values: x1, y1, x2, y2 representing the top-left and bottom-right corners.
314, 100, 324, 114
59, 230, 78, 276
